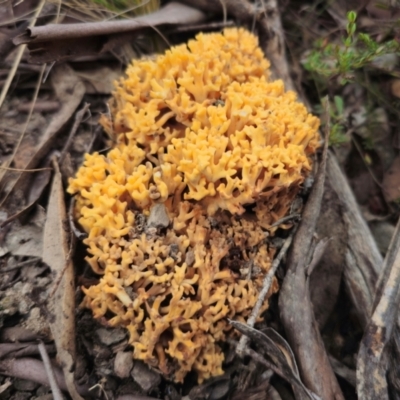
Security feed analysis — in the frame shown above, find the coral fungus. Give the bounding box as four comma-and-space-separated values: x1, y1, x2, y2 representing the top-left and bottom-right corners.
68, 28, 320, 383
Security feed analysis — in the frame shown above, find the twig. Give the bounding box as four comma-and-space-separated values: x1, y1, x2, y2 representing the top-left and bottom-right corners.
269, 213, 301, 228
172, 20, 235, 33
236, 230, 295, 356
0, 167, 52, 172
0, 358, 90, 396
0, 0, 46, 110
17, 100, 60, 113
15, 2, 203, 43
38, 340, 64, 400
0, 257, 41, 273
59, 102, 91, 165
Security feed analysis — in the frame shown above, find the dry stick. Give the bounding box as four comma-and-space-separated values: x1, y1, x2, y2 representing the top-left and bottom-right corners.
172, 20, 235, 33
236, 230, 295, 356
0, 257, 41, 272
0, 358, 90, 396
15, 2, 204, 43
59, 102, 91, 165
38, 341, 64, 400
279, 104, 344, 399
0, 0, 46, 110
13, 2, 206, 63
357, 217, 400, 400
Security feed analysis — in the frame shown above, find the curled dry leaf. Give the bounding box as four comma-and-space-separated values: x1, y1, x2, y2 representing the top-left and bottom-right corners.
230, 321, 319, 400
42, 160, 83, 400
13, 2, 206, 63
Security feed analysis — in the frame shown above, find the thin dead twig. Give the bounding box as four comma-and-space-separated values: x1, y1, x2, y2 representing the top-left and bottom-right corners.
0, 0, 46, 110
59, 102, 91, 165
38, 341, 63, 400
0, 257, 41, 273
236, 230, 295, 356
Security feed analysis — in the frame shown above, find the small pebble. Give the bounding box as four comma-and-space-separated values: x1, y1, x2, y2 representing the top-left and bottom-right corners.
114, 351, 134, 378
96, 327, 126, 346
131, 361, 161, 392
146, 203, 170, 229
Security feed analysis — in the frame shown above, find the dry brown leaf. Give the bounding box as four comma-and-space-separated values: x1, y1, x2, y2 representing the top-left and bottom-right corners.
0, 63, 85, 220
4, 205, 46, 257
14, 2, 206, 63
42, 160, 83, 400
76, 66, 123, 94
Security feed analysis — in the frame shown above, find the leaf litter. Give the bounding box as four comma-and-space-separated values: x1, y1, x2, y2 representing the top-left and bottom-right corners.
1, 0, 400, 399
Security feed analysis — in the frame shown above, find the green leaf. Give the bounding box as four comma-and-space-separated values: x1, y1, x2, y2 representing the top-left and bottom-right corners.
347, 11, 357, 23
334, 96, 344, 115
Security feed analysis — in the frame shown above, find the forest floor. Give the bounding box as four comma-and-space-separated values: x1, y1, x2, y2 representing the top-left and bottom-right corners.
0, 0, 400, 399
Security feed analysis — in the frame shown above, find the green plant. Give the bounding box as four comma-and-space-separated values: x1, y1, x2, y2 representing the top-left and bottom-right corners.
315, 96, 349, 146
303, 11, 400, 84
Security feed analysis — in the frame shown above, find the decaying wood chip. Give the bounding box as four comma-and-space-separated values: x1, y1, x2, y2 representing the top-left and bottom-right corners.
13, 2, 206, 63
42, 160, 83, 400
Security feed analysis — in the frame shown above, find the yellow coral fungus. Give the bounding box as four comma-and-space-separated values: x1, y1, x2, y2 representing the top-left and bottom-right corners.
68, 28, 320, 383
